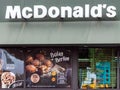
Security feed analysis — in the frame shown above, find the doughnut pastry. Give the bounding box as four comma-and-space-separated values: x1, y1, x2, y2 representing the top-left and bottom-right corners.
26, 65, 37, 73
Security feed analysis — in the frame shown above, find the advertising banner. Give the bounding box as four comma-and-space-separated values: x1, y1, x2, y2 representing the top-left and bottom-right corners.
0, 48, 24, 88
25, 48, 72, 88
0, 47, 72, 88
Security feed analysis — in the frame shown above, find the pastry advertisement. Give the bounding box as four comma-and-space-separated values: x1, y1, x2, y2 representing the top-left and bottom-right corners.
25, 48, 72, 88
0, 48, 24, 88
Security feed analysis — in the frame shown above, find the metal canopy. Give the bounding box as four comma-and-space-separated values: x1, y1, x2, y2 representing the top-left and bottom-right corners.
0, 21, 120, 44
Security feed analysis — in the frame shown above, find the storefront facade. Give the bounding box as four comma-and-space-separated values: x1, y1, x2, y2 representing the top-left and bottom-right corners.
0, 0, 120, 90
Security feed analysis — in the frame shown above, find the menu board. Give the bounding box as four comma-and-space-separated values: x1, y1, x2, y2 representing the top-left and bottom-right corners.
0, 48, 24, 88
25, 48, 72, 88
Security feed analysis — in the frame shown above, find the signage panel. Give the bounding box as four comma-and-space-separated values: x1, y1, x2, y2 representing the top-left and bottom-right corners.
0, 0, 120, 21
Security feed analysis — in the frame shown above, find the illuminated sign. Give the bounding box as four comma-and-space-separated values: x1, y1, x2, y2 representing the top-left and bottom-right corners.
5, 4, 116, 20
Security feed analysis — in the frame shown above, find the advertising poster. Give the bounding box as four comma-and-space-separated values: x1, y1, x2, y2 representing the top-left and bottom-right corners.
0, 48, 24, 88
25, 48, 72, 88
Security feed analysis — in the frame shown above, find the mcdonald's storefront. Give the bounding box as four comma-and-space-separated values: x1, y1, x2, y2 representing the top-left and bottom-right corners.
0, 0, 120, 90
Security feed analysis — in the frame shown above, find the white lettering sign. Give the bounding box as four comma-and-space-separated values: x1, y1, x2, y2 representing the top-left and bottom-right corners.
5, 4, 117, 19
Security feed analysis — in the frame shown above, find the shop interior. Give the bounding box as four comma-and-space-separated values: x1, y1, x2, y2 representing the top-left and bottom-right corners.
78, 48, 118, 89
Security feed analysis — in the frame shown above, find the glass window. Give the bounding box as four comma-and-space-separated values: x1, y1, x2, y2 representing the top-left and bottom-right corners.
0, 47, 72, 88
78, 48, 117, 89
